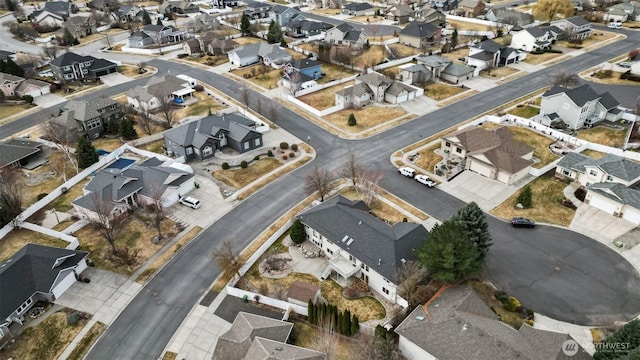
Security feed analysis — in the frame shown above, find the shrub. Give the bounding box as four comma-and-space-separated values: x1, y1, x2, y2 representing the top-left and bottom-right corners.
348, 113, 357, 126
176, 53, 189, 59
280, 142, 289, 150
221, 162, 230, 170
495, 291, 508, 303
282, 155, 288, 160
503, 296, 521, 312
289, 152, 295, 158
240, 160, 248, 168
290, 219, 305, 244
37, 193, 48, 201
517, 185, 532, 208
254, 155, 260, 161
193, 84, 204, 92
267, 150, 274, 157
22, 95, 34, 104
291, 144, 298, 151
67, 312, 81, 325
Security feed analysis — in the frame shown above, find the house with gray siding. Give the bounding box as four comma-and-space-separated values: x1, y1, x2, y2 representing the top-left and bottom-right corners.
551, 16, 592, 40
49, 52, 118, 82
163, 113, 263, 162
227, 43, 291, 67
324, 23, 368, 48
269, 5, 305, 26
52, 97, 124, 140
540, 84, 622, 130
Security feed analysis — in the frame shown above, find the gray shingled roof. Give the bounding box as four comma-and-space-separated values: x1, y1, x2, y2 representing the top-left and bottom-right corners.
557, 153, 640, 182
386, 82, 417, 96
244, 337, 327, 360
588, 183, 640, 210
0, 140, 42, 168
416, 54, 451, 68
15, 78, 50, 93
543, 84, 609, 107
400, 21, 439, 38
443, 62, 474, 76
343, 30, 363, 41
213, 312, 293, 360
0, 72, 24, 83
562, 16, 591, 27
229, 43, 290, 61
297, 196, 428, 281
472, 39, 503, 54
0, 244, 88, 321
343, 2, 372, 11
335, 83, 371, 98
289, 59, 320, 70
50, 52, 94, 67
395, 285, 593, 360
63, 97, 119, 122
525, 26, 548, 38
165, 113, 259, 149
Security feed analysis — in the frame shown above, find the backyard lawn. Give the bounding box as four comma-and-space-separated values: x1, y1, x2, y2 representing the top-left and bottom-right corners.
290, 320, 362, 360
137, 139, 166, 154
388, 43, 424, 58
353, 46, 386, 69
317, 63, 358, 84
439, 48, 468, 63
47, 178, 90, 213
580, 149, 607, 159
504, 126, 558, 168
491, 174, 576, 226
576, 125, 628, 148
0, 229, 69, 262
0, 103, 36, 125
446, 19, 491, 31
92, 138, 124, 152
423, 82, 467, 101
212, 157, 284, 189
297, 84, 347, 110
508, 105, 540, 119
323, 106, 407, 133
231, 64, 281, 89
174, 91, 226, 118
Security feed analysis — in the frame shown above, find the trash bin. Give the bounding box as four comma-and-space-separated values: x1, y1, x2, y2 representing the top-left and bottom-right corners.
87, 259, 95, 267
242, 295, 249, 303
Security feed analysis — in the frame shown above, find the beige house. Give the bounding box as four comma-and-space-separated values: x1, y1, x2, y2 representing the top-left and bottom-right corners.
457, 0, 485, 17
0, 72, 24, 97
441, 126, 533, 185
556, 152, 640, 224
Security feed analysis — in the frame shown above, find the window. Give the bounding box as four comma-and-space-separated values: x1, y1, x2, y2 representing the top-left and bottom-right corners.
589, 170, 597, 176
382, 287, 389, 295
244, 142, 249, 150
185, 147, 193, 155
562, 169, 570, 176
98, 108, 105, 113
255, 138, 261, 146
327, 248, 334, 255
86, 119, 102, 130
455, 147, 462, 154
84, 61, 92, 66
606, 175, 613, 181
563, 103, 570, 110
445, 141, 451, 147
64, 74, 74, 80
63, 66, 71, 71
110, 105, 116, 110
82, 70, 88, 74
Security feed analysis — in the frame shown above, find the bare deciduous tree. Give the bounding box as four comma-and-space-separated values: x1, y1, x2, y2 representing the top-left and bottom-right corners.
40, 115, 79, 176
266, 101, 279, 126
0, 167, 24, 227
147, 185, 168, 243
341, 150, 362, 186
395, 260, 427, 308
551, 69, 580, 88
155, 91, 177, 129
355, 169, 385, 206
304, 165, 335, 202
311, 312, 339, 360
85, 193, 129, 251
136, 102, 155, 135
42, 45, 61, 61
239, 81, 250, 108
211, 238, 246, 285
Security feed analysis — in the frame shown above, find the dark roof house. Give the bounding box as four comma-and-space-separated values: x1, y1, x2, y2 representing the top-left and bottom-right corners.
0, 139, 43, 169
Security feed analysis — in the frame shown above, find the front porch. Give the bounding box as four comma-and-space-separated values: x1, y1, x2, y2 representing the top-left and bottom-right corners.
171, 87, 196, 105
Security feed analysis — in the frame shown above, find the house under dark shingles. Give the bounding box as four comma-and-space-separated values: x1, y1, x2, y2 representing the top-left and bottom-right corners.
0, 139, 43, 169
286, 19, 333, 37
52, 97, 124, 140
163, 113, 263, 162
29, 1, 70, 21
49, 52, 118, 82
395, 285, 593, 360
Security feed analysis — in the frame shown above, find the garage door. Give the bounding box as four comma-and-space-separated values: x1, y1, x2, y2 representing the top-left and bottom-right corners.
588, 194, 618, 215
622, 207, 640, 224
497, 171, 510, 184
396, 93, 408, 103
469, 160, 493, 178
52, 270, 77, 300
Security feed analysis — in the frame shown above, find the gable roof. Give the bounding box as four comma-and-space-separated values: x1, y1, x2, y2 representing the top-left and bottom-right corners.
287, 19, 332, 32
560, 16, 591, 27
0, 139, 42, 168
229, 43, 290, 60
416, 54, 452, 68
357, 72, 393, 87
0, 72, 24, 83
297, 196, 429, 281
443, 62, 474, 76
472, 39, 503, 54
286, 281, 320, 303
50, 52, 93, 67
62, 97, 119, 121
395, 285, 593, 360
487, 8, 532, 23
459, 0, 482, 7
335, 82, 372, 98
400, 21, 440, 38
164, 112, 260, 148
343, 2, 373, 11
244, 337, 327, 360
289, 59, 320, 70
127, 75, 190, 101
213, 312, 293, 360
543, 84, 619, 109
557, 152, 640, 182
0, 244, 87, 321
588, 182, 640, 210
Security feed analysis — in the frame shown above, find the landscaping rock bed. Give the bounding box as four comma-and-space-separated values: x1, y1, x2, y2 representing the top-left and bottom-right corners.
259, 253, 293, 279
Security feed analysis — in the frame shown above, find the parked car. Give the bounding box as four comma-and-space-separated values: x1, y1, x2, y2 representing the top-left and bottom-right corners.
398, 167, 416, 178
618, 62, 632, 68
179, 196, 201, 209
511, 217, 535, 228
415, 174, 437, 188
607, 22, 622, 29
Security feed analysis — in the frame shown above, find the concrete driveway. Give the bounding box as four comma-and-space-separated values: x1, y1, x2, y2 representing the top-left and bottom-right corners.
569, 204, 637, 244
437, 170, 532, 210
169, 174, 233, 229
400, 96, 438, 116
100, 72, 132, 87
33, 93, 67, 108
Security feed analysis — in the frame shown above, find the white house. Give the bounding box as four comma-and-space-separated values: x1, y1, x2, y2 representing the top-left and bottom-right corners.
296, 196, 429, 305
227, 43, 292, 67
551, 16, 592, 40
126, 75, 196, 112
510, 26, 561, 52
556, 152, 640, 224
466, 39, 524, 72
539, 84, 622, 130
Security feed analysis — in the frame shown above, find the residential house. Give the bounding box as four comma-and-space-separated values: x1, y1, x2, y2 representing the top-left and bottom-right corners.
484, 8, 533, 26
160, 0, 200, 15
286, 19, 333, 38
15, 79, 51, 98
395, 285, 593, 360
126, 75, 196, 112
284, 59, 322, 80
400, 54, 474, 85
386, 5, 413, 23
334, 82, 372, 108
0, 244, 89, 350
604, 1, 640, 22
539, 84, 622, 130
270, 5, 305, 27
457, 0, 485, 17
227, 43, 292, 67
342, 2, 374, 16
128, 24, 187, 48
87, 0, 118, 12
163, 113, 264, 161
551, 16, 592, 40
52, 97, 124, 140
296, 196, 429, 304
441, 126, 534, 185
184, 13, 219, 33
336, 71, 422, 107
60, 16, 98, 39
282, 60, 321, 92
49, 52, 118, 82
324, 23, 368, 48
465, 39, 524, 72
204, 36, 239, 55
286, 281, 321, 307
399, 21, 441, 49
429, 0, 459, 12
244, 0, 272, 20
72, 157, 195, 221
29, 1, 70, 26
556, 153, 640, 224
212, 0, 238, 8
183, 38, 204, 56
116, 5, 145, 23
415, 8, 447, 26
0, 138, 43, 169
0, 50, 17, 62
0, 72, 24, 97
510, 26, 561, 52
213, 312, 326, 360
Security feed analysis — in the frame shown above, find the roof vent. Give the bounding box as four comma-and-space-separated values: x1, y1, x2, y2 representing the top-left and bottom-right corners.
415, 315, 425, 321
462, 324, 468, 331
341, 235, 349, 243
358, 220, 362, 225
378, 258, 381, 265
275, 346, 283, 351
346, 238, 354, 246
401, 258, 406, 263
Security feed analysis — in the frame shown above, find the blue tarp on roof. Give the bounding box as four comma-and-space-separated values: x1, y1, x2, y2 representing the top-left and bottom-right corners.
106, 158, 136, 170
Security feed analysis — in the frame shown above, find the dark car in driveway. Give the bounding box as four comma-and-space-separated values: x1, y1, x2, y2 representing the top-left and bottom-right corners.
511, 217, 536, 228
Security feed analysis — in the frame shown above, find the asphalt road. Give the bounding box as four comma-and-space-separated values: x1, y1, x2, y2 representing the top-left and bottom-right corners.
84, 30, 640, 358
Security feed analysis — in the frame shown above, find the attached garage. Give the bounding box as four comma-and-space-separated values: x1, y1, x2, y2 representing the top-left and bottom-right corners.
497, 171, 511, 184
587, 193, 619, 215
51, 269, 79, 300
468, 159, 494, 179
622, 207, 640, 224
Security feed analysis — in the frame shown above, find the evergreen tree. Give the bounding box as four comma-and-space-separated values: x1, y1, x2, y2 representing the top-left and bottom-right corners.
119, 117, 138, 140
594, 319, 640, 360
142, 10, 152, 25
332, 306, 338, 330
451, 202, 492, 261
0, 58, 24, 77
344, 310, 352, 335
308, 300, 315, 324
416, 220, 482, 283
240, 14, 250, 36
451, 28, 459, 49
290, 219, 306, 244
76, 136, 99, 169
347, 113, 357, 126
156, 17, 163, 26
517, 185, 533, 208
337, 311, 343, 334
351, 314, 359, 335
6, 0, 15, 11
266, 20, 283, 44
62, 27, 77, 46
106, 118, 119, 135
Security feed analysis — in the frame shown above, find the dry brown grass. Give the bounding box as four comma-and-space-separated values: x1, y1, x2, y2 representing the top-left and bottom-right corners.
237, 156, 312, 200
136, 139, 165, 154
20, 153, 78, 207
311, 8, 342, 15
508, 105, 540, 119
291, 320, 360, 360
440, 48, 468, 63
576, 125, 628, 148
118, 65, 140, 77
162, 352, 178, 360
0, 229, 69, 262
73, 215, 178, 275
414, 143, 443, 174
349, 14, 384, 23
231, 64, 282, 89
136, 226, 203, 283
2, 311, 88, 360
317, 63, 358, 84
298, 84, 347, 110
353, 46, 386, 69
339, 187, 408, 223
580, 149, 607, 159
212, 158, 283, 189
388, 43, 424, 58
233, 37, 265, 46
67, 321, 107, 360
0, 103, 34, 123
582, 71, 640, 86
47, 178, 90, 212
446, 19, 491, 31
500, 126, 558, 168
324, 106, 407, 133
468, 281, 525, 329
480, 66, 519, 79
423, 82, 468, 101
174, 91, 226, 118
437, 90, 480, 106
93, 138, 124, 152
523, 52, 564, 65
557, 31, 617, 48
491, 175, 575, 226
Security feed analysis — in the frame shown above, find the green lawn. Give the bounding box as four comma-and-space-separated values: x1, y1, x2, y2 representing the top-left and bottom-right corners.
508, 105, 540, 119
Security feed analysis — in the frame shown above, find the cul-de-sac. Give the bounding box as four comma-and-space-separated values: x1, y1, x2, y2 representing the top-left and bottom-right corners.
1, 0, 640, 358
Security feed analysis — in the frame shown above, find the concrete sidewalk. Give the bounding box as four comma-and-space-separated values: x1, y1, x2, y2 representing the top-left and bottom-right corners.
534, 314, 595, 355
